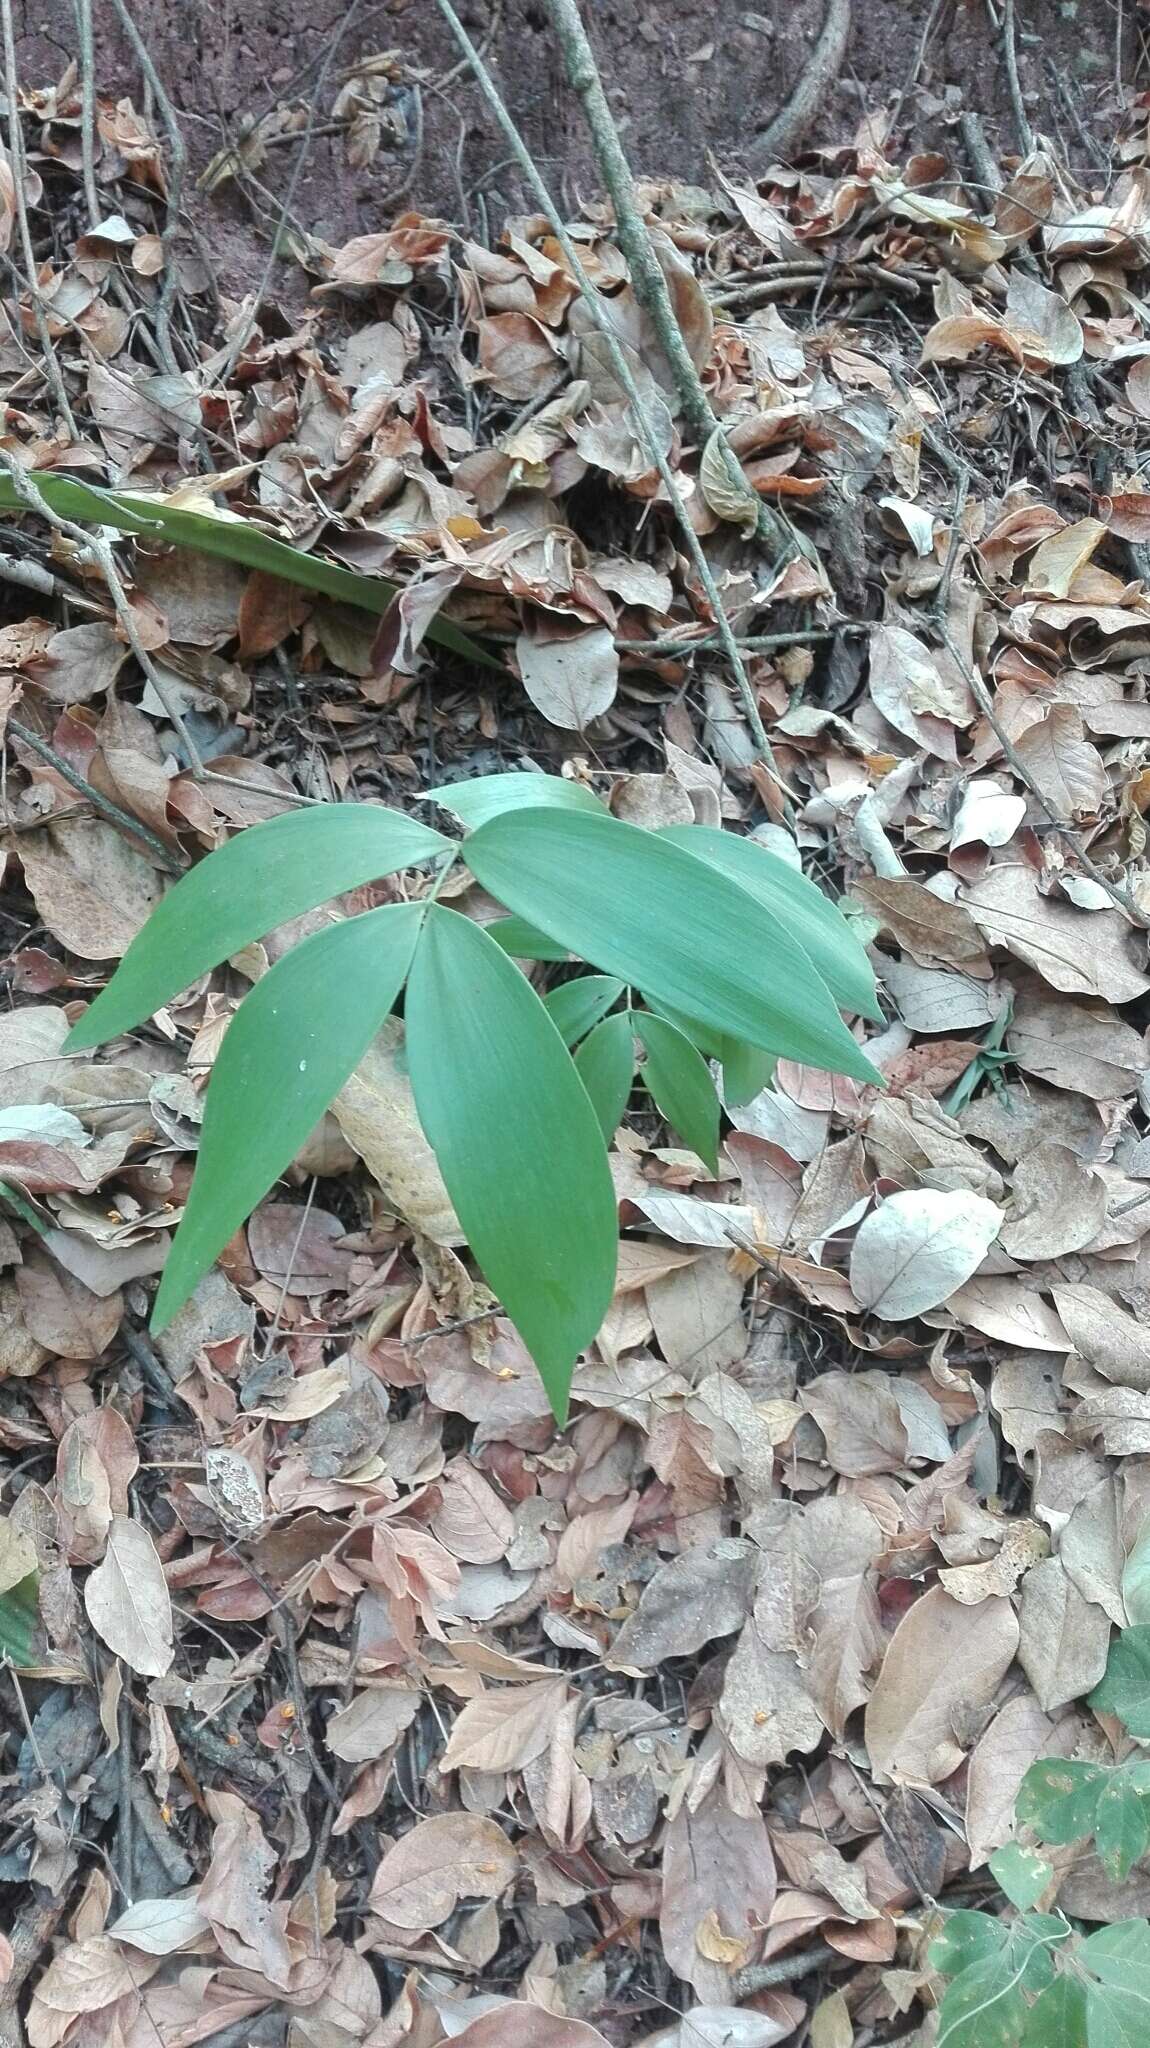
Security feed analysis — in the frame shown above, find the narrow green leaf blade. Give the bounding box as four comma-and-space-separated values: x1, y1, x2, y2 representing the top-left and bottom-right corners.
635, 1011, 720, 1173
0, 472, 495, 663
152, 903, 424, 1329
545, 975, 625, 1047
488, 916, 571, 963
722, 1039, 775, 1107
1123, 1520, 1150, 1626
661, 822, 882, 1021
67, 805, 450, 1049
467, 808, 881, 1083
405, 906, 617, 1421
574, 1011, 636, 1142
0, 1570, 39, 1666
424, 771, 606, 829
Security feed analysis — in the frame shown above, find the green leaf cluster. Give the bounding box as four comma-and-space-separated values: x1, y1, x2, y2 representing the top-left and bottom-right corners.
930, 1911, 1150, 2048
69, 774, 880, 1420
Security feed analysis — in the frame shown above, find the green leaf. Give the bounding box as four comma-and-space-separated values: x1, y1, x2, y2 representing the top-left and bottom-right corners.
1087, 1980, 1150, 2048
1096, 1779, 1150, 1881
1017, 1760, 1108, 1844
67, 805, 451, 1050
544, 975, 625, 1047
0, 471, 495, 664
1090, 1628, 1150, 1738
152, 902, 424, 1329
404, 906, 617, 1422
0, 1571, 39, 1666
488, 916, 572, 963
990, 1842, 1054, 1911
425, 771, 606, 828
660, 823, 882, 1022
466, 808, 882, 1083
1123, 1522, 1150, 1626
930, 1910, 1010, 1978
1023, 1974, 1088, 2048
634, 1011, 720, 1173
721, 1039, 775, 1108
62, 802, 448, 1056
574, 1011, 636, 1143
936, 1952, 1043, 2048
1081, 1923, 1150, 2000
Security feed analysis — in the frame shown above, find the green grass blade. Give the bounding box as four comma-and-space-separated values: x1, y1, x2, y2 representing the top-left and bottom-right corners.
423, 771, 606, 829
574, 1010, 636, 1142
660, 823, 882, 1022
0, 472, 496, 665
151, 902, 424, 1328
67, 805, 451, 1049
0, 1570, 39, 1666
466, 808, 881, 1084
544, 975, 625, 1047
634, 1011, 720, 1172
405, 905, 617, 1421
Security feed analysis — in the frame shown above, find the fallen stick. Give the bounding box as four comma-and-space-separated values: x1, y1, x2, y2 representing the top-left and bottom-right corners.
432, 0, 793, 795
746, 0, 852, 171
543, 0, 794, 570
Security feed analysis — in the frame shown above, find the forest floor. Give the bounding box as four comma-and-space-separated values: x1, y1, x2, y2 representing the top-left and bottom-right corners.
1, 4, 1150, 2048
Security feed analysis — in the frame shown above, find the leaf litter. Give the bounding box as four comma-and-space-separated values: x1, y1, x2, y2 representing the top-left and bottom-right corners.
3, 14, 1150, 2048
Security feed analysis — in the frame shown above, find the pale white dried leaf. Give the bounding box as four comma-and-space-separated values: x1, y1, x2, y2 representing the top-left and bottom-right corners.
516, 625, 618, 729
84, 1516, 173, 1677
850, 1189, 1002, 1320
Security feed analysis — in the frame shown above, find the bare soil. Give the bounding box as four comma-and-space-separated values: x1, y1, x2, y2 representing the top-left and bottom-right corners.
15, 0, 1123, 297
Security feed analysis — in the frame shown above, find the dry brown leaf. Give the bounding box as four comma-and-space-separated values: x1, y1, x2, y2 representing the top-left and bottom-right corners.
660, 1787, 776, 2000
799, 1496, 886, 1738
15, 1252, 122, 1360
332, 1020, 460, 1245
36, 622, 129, 703
850, 1189, 1002, 1318
1007, 992, 1145, 1098
962, 865, 1150, 1002
998, 1142, 1107, 1260
1016, 1553, 1111, 1712
852, 876, 991, 972
555, 1493, 638, 1589
17, 817, 164, 960
1052, 1284, 1150, 1391
516, 623, 619, 729
1012, 705, 1106, 818
431, 1457, 515, 1564
367, 1812, 516, 1929
938, 1519, 1049, 1604
197, 1789, 293, 1987
440, 1674, 569, 1771
606, 1538, 756, 1672
864, 1586, 1019, 1784
325, 1687, 421, 1762
646, 1252, 747, 1372
84, 1515, 173, 1677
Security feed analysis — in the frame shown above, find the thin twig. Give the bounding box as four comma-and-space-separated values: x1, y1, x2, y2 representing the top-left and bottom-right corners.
0, 0, 79, 437
216, 0, 364, 383
431, 0, 791, 794
1000, 0, 1035, 155
74, 0, 102, 229
0, 453, 206, 775
746, 0, 852, 169
106, 0, 190, 375
8, 718, 183, 872
542, 0, 794, 570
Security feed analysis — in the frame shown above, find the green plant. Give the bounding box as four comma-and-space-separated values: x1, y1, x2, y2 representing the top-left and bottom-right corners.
929, 1623, 1150, 2046
69, 774, 880, 1419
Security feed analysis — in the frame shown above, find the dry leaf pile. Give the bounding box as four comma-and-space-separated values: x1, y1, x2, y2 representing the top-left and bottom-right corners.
6, 37, 1150, 2048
